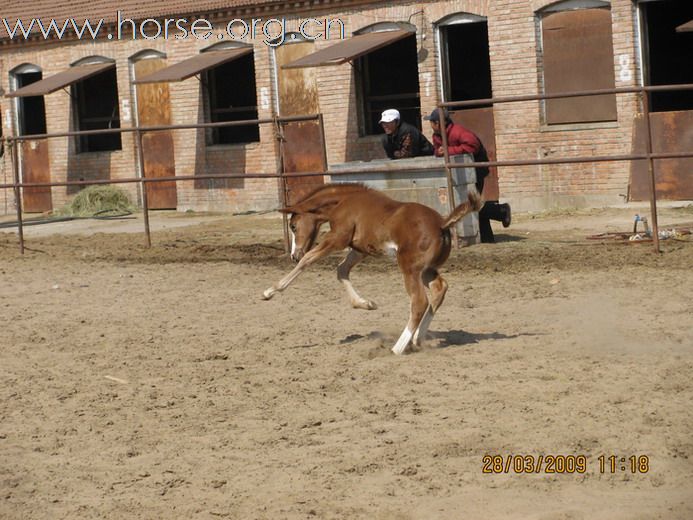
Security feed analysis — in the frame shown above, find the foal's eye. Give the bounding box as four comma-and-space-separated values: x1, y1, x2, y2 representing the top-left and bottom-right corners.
290, 224, 296, 232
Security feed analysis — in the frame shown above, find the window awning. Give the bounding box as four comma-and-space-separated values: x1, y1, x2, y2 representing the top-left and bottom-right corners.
676, 19, 693, 33
7, 62, 115, 98
282, 29, 414, 69
133, 48, 252, 84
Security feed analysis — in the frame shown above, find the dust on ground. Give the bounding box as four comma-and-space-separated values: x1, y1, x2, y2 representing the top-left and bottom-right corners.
1, 204, 692, 519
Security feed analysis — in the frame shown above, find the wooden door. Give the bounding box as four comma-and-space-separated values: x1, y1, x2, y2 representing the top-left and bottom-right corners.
21, 139, 52, 212
14, 72, 52, 213
133, 58, 177, 209
274, 40, 326, 206
629, 110, 693, 201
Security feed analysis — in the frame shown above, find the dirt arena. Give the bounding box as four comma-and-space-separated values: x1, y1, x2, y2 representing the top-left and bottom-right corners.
1, 205, 692, 519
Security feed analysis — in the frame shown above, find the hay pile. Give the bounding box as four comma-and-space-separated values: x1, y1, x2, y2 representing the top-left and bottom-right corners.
62, 185, 135, 217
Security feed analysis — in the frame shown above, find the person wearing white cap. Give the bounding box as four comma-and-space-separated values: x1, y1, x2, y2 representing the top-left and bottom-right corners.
379, 109, 433, 160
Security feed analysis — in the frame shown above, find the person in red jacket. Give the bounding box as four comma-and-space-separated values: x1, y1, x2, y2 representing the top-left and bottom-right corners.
429, 116, 481, 158
425, 109, 511, 243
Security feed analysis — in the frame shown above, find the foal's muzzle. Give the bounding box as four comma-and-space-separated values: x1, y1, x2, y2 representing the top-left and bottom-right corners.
291, 249, 304, 262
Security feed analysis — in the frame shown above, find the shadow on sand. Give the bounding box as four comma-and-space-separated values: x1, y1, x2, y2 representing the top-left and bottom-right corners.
426, 329, 532, 348
339, 329, 541, 351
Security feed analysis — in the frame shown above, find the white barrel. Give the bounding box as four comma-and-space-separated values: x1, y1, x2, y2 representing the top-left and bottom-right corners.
450, 154, 480, 246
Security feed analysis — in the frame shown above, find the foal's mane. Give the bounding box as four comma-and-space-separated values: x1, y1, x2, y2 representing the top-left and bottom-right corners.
291, 183, 373, 213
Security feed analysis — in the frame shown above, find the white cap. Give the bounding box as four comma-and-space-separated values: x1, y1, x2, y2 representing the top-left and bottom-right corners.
379, 109, 400, 123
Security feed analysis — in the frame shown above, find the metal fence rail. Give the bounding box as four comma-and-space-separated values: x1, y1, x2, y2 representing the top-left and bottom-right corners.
437, 82, 693, 253
2, 114, 325, 253
2, 83, 692, 254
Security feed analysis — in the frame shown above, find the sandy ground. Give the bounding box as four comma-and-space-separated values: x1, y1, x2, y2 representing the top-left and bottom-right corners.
1, 204, 692, 519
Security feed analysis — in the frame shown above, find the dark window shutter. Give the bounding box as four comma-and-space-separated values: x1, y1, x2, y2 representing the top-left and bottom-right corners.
542, 8, 617, 124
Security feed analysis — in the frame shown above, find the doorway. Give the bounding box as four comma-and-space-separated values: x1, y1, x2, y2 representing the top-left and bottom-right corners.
629, 0, 693, 200
11, 65, 52, 213
131, 51, 177, 209
438, 15, 499, 201
274, 35, 326, 206
640, 0, 693, 112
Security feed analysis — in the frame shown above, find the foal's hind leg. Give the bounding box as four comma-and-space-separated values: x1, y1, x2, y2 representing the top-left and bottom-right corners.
338, 249, 377, 310
392, 270, 429, 355
413, 269, 448, 346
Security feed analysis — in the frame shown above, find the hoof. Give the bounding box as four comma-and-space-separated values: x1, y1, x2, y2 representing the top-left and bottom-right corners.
391, 343, 408, 355
354, 299, 378, 310
262, 288, 275, 300
392, 327, 414, 355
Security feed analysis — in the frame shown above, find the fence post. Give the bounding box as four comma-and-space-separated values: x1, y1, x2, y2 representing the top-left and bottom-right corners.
135, 128, 152, 248
275, 116, 290, 254
317, 113, 329, 177
640, 89, 661, 253
438, 107, 460, 246
9, 139, 25, 254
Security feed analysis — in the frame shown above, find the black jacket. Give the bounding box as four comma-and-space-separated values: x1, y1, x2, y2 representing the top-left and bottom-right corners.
380, 121, 434, 159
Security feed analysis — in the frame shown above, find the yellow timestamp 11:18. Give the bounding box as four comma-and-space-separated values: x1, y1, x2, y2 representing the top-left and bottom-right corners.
598, 455, 649, 474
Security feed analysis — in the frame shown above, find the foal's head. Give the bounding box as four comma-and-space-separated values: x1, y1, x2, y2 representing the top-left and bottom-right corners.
282, 211, 323, 262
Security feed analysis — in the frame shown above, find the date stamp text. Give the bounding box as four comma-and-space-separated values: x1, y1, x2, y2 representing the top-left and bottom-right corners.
481, 454, 650, 474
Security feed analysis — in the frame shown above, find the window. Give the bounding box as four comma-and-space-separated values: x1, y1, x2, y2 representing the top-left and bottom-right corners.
204, 51, 259, 145
439, 15, 492, 106
538, 1, 617, 125
356, 29, 421, 135
640, 0, 693, 112
12, 65, 47, 136
72, 60, 122, 152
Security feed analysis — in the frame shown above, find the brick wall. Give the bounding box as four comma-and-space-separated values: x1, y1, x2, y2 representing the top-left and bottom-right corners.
0, 0, 644, 216
488, 0, 640, 211
0, 29, 282, 215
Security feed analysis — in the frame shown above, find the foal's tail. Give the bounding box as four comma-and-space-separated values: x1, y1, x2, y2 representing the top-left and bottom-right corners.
442, 189, 483, 229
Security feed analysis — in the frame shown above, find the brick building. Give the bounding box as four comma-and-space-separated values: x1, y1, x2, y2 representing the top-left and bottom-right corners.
0, 0, 690, 215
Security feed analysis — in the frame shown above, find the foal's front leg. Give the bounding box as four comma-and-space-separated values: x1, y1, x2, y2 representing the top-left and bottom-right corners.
338, 249, 377, 310
262, 238, 343, 300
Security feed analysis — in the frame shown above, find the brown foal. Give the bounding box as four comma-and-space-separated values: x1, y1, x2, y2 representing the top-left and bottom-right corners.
262, 183, 482, 354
